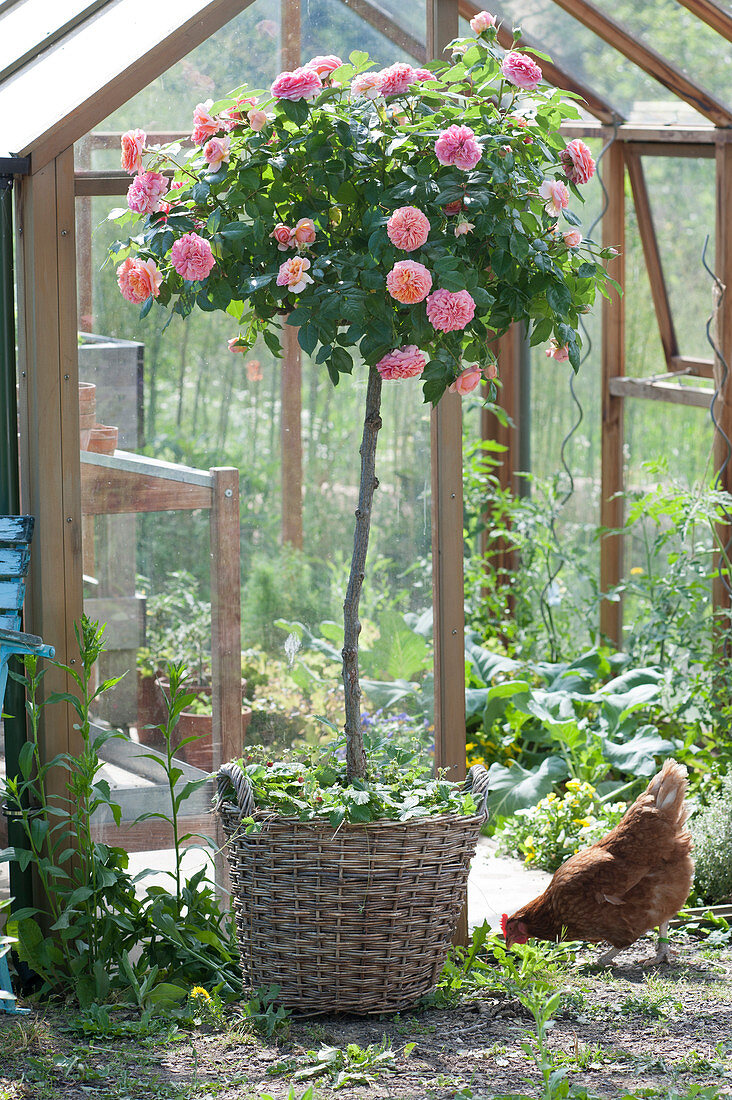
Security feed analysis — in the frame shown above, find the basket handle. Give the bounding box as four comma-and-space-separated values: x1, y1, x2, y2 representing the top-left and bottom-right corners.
216, 761, 255, 818
464, 763, 491, 821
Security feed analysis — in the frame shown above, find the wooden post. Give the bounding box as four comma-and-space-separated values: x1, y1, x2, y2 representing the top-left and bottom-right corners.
428, 0, 464, 945
16, 148, 84, 816
210, 466, 241, 895
713, 136, 732, 616
210, 467, 242, 770
281, 324, 303, 549
599, 137, 626, 647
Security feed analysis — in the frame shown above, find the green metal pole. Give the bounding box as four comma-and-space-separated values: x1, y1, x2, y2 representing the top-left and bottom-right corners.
1, 167, 34, 915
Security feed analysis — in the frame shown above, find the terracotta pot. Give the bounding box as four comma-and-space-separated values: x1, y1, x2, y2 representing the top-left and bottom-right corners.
88, 424, 118, 455
136, 672, 166, 745
177, 706, 253, 771
79, 382, 96, 450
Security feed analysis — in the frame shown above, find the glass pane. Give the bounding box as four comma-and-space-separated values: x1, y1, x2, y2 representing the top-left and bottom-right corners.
594, 0, 732, 114
643, 156, 717, 361
81, 0, 426, 171
74, 0, 436, 870
485, 0, 711, 123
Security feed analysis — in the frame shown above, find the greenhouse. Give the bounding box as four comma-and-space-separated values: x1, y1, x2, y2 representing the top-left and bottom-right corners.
1, 0, 732, 1096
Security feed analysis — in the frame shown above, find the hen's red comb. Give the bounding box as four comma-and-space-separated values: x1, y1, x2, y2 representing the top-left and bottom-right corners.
500, 913, 508, 937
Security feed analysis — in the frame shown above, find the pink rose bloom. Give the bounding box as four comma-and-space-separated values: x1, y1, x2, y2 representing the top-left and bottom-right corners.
228, 337, 248, 353
539, 178, 570, 217
454, 218, 475, 237
443, 199, 465, 217
501, 51, 542, 90
203, 136, 231, 171
271, 224, 294, 250
386, 260, 433, 304
222, 95, 258, 124
192, 101, 220, 144
277, 255, 314, 293
248, 109, 268, 132
561, 138, 596, 185
116, 257, 162, 303
470, 10, 497, 33
306, 54, 343, 76
271, 66, 323, 101
413, 68, 434, 82
247, 359, 263, 382
375, 345, 426, 380
449, 366, 483, 395
377, 62, 416, 97
435, 125, 482, 171
546, 341, 570, 362
426, 288, 476, 332
351, 71, 383, 98
563, 229, 583, 248
171, 233, 216, 281
126, 171, 167, 215
293, 218, 316, 245
387, 206, 430, 252
121, 129, 146, 175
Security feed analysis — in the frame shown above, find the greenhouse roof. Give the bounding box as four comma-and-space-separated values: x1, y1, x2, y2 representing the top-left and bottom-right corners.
1, 0, 730, 170
0, 0, 254, 167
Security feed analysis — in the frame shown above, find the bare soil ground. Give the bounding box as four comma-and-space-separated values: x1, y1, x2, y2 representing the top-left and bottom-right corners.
1, 934, 731, 1100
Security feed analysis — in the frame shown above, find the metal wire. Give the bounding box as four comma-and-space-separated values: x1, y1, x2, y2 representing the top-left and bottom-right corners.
702, 234, 732, 606
539, 125, 619, 660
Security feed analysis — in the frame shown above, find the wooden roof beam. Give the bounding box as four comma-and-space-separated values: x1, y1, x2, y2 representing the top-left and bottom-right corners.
458, 0, 622, 123
625, 149, 678, 366
549, 0, 732, 128
675, 0, 732, 45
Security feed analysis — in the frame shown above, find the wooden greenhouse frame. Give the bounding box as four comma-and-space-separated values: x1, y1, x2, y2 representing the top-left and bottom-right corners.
1, 0, 731, 911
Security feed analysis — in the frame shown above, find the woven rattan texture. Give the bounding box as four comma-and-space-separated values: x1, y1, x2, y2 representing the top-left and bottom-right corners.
219, 806, 482, 1013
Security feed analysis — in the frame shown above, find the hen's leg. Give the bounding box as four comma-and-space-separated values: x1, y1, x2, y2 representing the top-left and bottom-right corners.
596, 944, 622, 966
643, 922, 671, 966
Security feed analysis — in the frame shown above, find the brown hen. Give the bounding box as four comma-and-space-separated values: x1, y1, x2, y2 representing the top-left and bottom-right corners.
501, 759, 694, 964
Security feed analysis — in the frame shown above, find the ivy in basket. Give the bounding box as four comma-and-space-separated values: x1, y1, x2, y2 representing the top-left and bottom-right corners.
109, 14, 612, 788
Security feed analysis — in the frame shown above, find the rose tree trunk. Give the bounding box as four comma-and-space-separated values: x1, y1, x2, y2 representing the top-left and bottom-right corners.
342, 365, 383, 782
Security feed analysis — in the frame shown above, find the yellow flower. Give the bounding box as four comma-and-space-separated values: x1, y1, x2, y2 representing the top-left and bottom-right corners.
566, 780, 581, 792
545, 793, 557, 802
630, 567, 644, 575
190, 986, 211, 1002
573, 818, 591, 827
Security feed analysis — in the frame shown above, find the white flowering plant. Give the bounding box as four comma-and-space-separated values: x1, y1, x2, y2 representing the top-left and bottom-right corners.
109, 11, 616, 783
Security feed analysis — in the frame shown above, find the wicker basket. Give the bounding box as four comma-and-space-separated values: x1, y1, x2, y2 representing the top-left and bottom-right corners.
215, 761, 490, 1014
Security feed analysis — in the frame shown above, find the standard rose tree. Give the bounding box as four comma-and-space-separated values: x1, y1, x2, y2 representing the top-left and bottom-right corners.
109, 11, 615, 780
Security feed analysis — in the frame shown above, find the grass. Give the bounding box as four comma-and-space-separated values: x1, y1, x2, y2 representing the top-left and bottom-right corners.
1, 931, 730, 1100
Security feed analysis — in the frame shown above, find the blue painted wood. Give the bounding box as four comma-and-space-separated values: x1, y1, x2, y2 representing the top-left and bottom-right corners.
0, 953, 29, 1014
0, 613, 19, 630
0, 579, 25, 611
0, 516, 34, 543
0, 547, 31, 576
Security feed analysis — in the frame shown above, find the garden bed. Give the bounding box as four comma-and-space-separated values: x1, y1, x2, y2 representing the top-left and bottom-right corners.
2, 931, 730, 1100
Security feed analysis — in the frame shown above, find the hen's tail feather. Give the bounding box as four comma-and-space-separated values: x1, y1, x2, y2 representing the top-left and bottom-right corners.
645, 759, 689, 826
